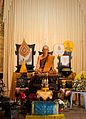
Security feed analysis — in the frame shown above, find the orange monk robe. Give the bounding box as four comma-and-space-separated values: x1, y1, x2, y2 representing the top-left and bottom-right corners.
43, 55, 55, 72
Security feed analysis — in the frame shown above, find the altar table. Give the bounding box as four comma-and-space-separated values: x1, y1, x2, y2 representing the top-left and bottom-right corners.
70, 91, 86, 110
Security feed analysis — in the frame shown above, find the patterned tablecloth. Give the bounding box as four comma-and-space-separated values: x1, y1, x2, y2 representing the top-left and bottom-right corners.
36, 90, 53, 100
31, 101, 59, 115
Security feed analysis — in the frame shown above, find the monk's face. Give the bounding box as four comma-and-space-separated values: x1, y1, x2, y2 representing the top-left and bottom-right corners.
42, 46, 49, 55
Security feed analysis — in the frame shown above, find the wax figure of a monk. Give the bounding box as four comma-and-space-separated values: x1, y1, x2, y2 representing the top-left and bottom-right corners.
35, 45, 56, 74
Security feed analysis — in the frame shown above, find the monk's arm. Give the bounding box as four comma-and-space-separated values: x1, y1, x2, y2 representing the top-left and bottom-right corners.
36, 56, 40, 70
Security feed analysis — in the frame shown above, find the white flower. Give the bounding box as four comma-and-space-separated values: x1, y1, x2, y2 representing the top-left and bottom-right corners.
58, 99, 64, 105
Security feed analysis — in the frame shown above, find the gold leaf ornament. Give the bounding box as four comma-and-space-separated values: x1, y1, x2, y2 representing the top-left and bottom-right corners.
64, 40, 74, 52
20, 60, 28, 73
19, 40, 30, 57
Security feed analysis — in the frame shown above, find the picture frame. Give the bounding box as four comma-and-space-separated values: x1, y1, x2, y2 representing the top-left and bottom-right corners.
60, 55, 70, 67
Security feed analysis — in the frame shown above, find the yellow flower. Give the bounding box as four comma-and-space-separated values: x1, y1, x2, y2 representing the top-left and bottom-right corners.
64, 40, 74, 52
75, 71, 86, 80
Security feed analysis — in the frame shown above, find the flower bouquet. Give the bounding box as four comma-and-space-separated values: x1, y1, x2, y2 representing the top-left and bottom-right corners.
74, 71, 86, 80
72, 71, 86, 91
58, 99, 65, 113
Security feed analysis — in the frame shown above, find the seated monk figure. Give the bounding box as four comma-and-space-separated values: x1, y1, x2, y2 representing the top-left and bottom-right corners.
35, 45, 56, 74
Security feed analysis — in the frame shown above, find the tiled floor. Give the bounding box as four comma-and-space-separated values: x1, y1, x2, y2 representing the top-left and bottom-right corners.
63, 94, 86, 119
64, 105, 86, 119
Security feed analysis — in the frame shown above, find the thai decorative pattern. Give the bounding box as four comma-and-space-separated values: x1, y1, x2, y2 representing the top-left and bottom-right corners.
19, 40, 32, 65
32, 101, 58, 115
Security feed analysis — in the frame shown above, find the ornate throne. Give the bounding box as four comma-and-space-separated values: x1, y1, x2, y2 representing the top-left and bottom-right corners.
15, 40, 35, 72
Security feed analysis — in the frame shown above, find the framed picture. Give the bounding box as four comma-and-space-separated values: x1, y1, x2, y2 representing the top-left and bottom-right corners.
60, 55, 70, 67
15, 42, 35, 72
57, 51, 72, 77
